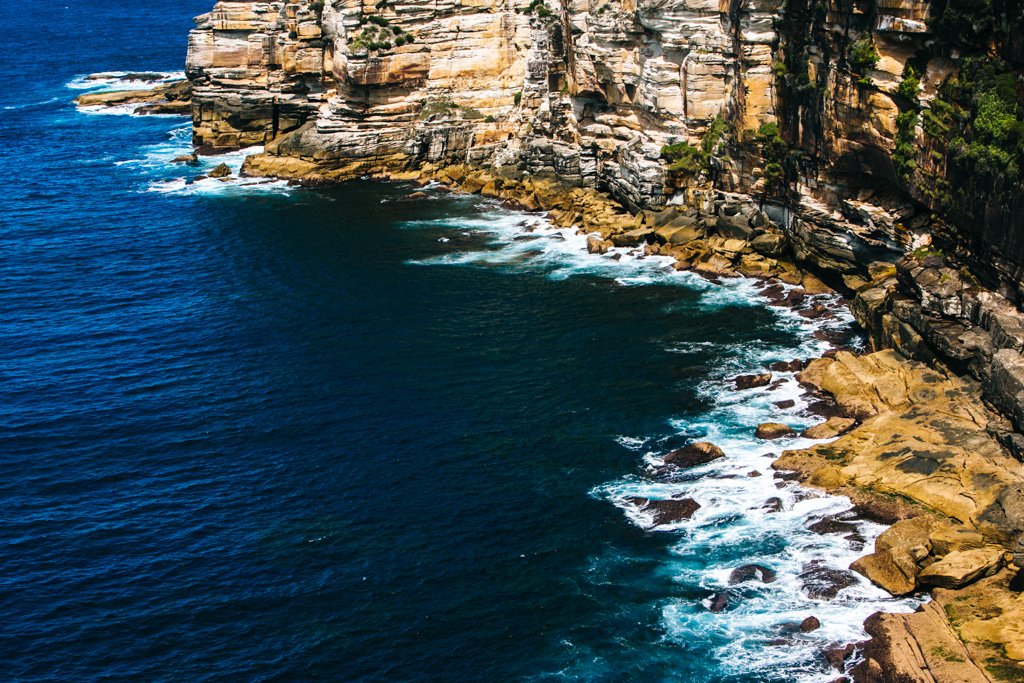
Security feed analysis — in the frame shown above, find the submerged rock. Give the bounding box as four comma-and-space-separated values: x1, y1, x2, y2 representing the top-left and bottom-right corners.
708, 592, 729, 613
627, 497, 700, 525
798, 563, 858, 600
807, 518, 860, 536
728, 564, 777, 585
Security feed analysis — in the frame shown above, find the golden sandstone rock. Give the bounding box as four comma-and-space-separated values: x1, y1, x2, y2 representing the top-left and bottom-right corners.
775, 347, 1024, 678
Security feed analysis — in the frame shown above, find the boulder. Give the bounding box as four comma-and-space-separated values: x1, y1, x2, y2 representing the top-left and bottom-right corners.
750, 232, 787, 257
717, 212, 752, 240
610, 228, 654, 247
728, 564, 778, 584
667, 225, 703, 246
929, 525, 986, 556
586, 234, 610, 254
735, 373, 772, 390
663, 442, 725, 468
801, 417, 857, 439
755, 423, 796, 439
850, 517, 935, 595
769, 359, 804, 373
208, 163, 231, 178
799, 616, 821, 632
917, 547, 1004, 589
708, 592, 729, 612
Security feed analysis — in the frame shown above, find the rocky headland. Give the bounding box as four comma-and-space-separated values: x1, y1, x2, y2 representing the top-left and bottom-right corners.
87, 0, 1024, 678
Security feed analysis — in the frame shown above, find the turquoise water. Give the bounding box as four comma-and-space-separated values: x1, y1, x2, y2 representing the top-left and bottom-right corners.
0, 2, 918, 680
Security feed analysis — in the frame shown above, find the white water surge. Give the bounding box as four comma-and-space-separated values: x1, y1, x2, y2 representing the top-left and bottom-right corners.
405, 195, 922, 681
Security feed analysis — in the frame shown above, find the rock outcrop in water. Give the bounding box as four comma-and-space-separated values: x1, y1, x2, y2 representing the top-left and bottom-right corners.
174, 0, 1024, 679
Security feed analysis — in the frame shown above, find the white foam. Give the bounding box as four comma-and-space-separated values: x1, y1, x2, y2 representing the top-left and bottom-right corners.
403, 197, 917, 680
66, 71, 185, 92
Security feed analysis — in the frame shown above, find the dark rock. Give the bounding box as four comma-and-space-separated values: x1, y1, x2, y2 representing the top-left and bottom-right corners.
628, 497, 701, 524
735, 373, 772, 390
824, 643, 856, 671
762, 497, 784, 513
717, 212, 753, 240
728, 564, 778, 585
808, 518, 861, 535
774, 399, 796, 409
747, 470, 762, 477
708, 592, 729, 613
799, 564, 858, 599
663, 442, 725, 468
805, 399, 843, 418
770, 359, 804, 373
760, 283, 787, 303
800, 616, 821, 632
798, 304, 829, 319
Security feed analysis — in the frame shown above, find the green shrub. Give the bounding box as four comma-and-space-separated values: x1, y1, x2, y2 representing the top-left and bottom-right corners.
661, 142, 705, 175
513, 91, 522, 105
898, 66, 920, 101
894, 110, 919, 180
849, 35, 880, 80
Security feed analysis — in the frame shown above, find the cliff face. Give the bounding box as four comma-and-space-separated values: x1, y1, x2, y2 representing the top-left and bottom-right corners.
184, 0, 1024, 449
183, 0, 1024, 427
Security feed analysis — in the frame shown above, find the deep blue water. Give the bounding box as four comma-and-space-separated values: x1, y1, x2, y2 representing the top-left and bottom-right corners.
1, 3, 916, 681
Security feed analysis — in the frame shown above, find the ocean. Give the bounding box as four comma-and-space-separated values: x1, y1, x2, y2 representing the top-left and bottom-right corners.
0, 1, 918, 680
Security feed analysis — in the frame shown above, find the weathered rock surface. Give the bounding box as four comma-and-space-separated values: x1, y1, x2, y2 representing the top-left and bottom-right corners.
801, 416, 856, 440
780, 350, 1024, 543
917, 547, 1005, 590
75, 78, 192, 114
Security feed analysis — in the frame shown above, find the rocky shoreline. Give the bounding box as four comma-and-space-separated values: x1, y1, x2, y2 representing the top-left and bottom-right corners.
80, 66, 1024, 679
238, 157, 1024, 681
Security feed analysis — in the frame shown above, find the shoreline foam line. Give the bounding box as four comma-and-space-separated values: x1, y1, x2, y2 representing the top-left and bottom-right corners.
403, 188, 921, 682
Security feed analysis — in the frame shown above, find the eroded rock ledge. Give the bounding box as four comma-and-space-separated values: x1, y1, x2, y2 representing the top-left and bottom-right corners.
774, 349, 1024, 680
